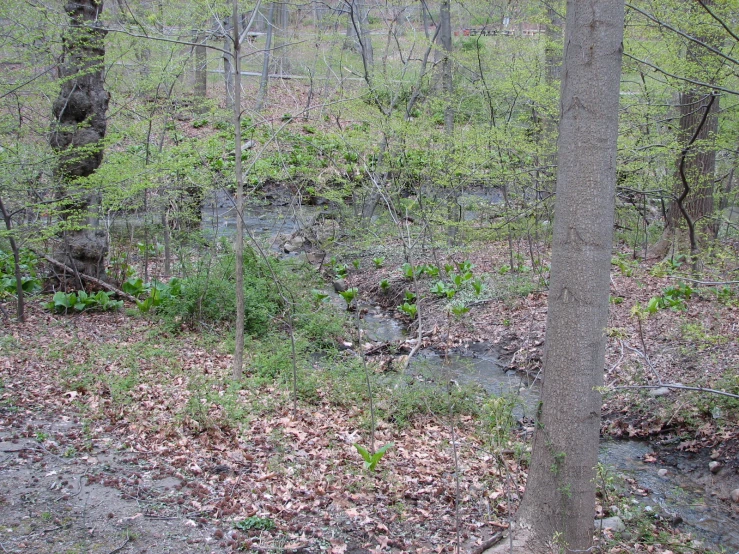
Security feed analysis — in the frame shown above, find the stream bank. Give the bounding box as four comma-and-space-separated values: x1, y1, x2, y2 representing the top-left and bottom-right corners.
220, 188, 739, 552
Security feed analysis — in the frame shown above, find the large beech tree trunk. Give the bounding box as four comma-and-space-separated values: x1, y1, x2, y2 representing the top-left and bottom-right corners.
49, 0, 110, 281
492, 1, 624, 552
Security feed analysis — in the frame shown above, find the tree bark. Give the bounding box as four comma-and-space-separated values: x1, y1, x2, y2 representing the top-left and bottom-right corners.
49, 0, 110, 282
194, 32, 207, 111
667, 91, 720, 235
232, 0, 245, 381
273, 2, 290, 76
256, 2, 275, 112
492, 1, 625, 552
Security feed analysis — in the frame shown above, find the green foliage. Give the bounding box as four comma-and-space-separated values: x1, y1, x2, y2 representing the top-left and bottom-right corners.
645, 283, 694, 313
383, 378, 481, 427
481, 394, 520, 450
379, 279, 389, 292
430, 280, 456, 299
398, 302, 417, 318
354, 442, 394, 471
372, 257, 385, 268
234, 516, 275, 532
156, 252, 280, 334
46, 290, 123, 313
449, 303, 470, 318
339, 287, 358, 308
136, 278, 182, 313
0, 249, 41, 296
311, 289, 329, 303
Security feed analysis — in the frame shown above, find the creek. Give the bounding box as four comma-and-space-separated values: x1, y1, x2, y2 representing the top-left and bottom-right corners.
215, 189, 738, 552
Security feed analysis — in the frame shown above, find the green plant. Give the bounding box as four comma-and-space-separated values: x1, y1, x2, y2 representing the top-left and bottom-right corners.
401, 262, 415, 280
334, 264, 348, 279
192, 118, 209, 128
0, 249, 42, 296
398, 302, 417, 318
122, 276, 147, 297
137, 278, 182, 313
404, 290, 416, 303
379, 279, 389, 292
372, 257, 385, 268
46, 290, 123, 313
481, 394, 520, 450
339, 287, 358, 308
472, 278, 484, 295
311, 289, 329, 303
644, 283, 693, 313
354, 442, 394, 470
352, 259, 361, 270
450, 303, 470, 318
234, 516, 275, 531
430, 281, 455, 299
35, 431, 48, 442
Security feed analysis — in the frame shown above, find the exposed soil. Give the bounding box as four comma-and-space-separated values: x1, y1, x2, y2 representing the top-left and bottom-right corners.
1, 231, 738, 553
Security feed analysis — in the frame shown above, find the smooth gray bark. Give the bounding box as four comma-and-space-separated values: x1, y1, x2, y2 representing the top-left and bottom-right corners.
498, 1, 625, 552
256, 2, 275, 112
233, 0, 245, 380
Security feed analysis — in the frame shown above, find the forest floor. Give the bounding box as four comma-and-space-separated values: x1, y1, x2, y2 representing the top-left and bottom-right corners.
1, 237, 739, 553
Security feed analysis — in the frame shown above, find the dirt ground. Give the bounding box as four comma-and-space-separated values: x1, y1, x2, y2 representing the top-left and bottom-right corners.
2, 237, 739, 553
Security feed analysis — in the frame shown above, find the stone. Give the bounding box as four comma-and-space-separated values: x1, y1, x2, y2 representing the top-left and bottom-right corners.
709, 461, 722, 474
648, 387, 672, 397
657, 468, 669, 478
730, 488, 739, 503
595, 516, 625, 532
333, 280, 348, 293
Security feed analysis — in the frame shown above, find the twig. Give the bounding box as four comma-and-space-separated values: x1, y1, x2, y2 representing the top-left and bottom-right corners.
622, 339, 662, 385
614, 383, 739, 399
470, 532, 504, 554
31, 249, 138, 303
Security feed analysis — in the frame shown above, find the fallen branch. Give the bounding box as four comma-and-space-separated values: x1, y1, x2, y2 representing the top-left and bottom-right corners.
31, 250, 139, 303
614, 383, 739, 399
470, 532, 504, 554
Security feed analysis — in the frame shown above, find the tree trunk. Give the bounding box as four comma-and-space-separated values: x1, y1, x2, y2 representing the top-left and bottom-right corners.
650, 0, 721, 259
223, 16, 236, 109
49, 0, 110, 282
667, 90, 719, 235
194, 32, 207, 111
233, 0, 245, 380
492, 1, 625, 552
439, 0, 453, 133
256, 2, 275, 112
273, 2, 290, 76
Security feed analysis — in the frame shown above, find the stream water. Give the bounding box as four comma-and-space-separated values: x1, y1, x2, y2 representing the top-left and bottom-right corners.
219, 190, 737, 552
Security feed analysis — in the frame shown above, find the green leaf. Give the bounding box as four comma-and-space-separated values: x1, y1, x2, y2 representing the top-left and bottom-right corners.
354, 443, 371, 463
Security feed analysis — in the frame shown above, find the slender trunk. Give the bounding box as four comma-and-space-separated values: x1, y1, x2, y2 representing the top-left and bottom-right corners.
0, 196, 24, 322
194, 32, 207, 111
505, 1, 625, 552
233, 0, 245, 380
439, 0, 453, 134
256, 2, 275, 111
273, 2, 290, 76
224, 23, 235, 109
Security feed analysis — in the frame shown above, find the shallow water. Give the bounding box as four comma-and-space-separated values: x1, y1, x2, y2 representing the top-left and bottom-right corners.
220, 189, 738, 552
